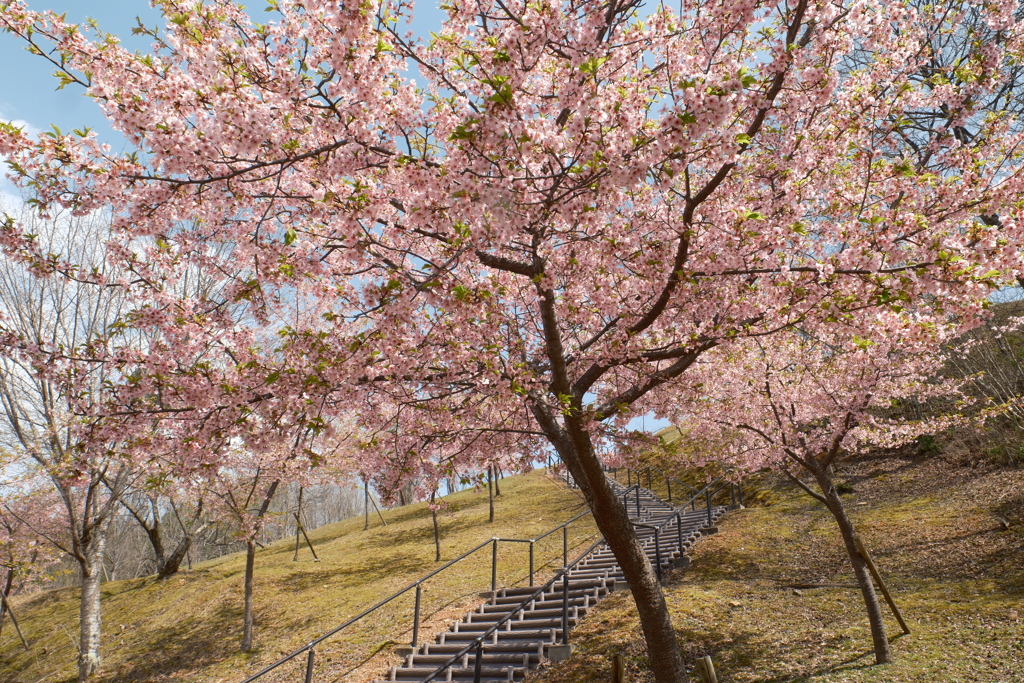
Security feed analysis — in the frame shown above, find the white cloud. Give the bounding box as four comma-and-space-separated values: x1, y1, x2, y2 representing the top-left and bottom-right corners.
0, 114, 40, 214
3, 118, 42, 138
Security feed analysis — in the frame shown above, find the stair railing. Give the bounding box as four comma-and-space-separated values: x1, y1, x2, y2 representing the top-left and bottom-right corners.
420, 536, 609, 683
238, 507, 598, 683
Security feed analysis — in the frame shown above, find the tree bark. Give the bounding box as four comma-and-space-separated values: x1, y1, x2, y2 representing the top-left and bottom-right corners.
534, 405, 688, 683
431, 491, 441, 562
294, 487, 305, 562
809, 465, 892, 664
159, 532, 197, 579
0, 567, 12, 641
78, 542, 105, 682
487, 467, 495, 523
493, 466, 501, 496
241, 538, 257, 652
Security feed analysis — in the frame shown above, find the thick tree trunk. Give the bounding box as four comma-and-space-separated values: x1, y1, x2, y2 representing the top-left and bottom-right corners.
809, 466, 892, 664
78, 543, 105, 681
241, 539, 257, 652
144, 524, 168, 577
493, 466, 501, 496
159, 534, 195, 579
535, 406, 688, 683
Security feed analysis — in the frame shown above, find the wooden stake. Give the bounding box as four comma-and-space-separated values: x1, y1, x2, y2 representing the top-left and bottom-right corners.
695, 655, 718, 683
611, 653, 625, 683
293, 514, 321, 561
368, 491, 388, 526
855, 535, 910, 635
0, 592, 30, 651
294, 487, 304, 561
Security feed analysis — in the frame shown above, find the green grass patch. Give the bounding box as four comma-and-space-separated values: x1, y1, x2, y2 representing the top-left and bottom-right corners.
530, 460, 1024, 682
1, 470, 597, 683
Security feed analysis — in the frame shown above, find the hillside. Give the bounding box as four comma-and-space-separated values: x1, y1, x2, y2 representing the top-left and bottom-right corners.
528, 451, 1024, 682
0, 470, 597, 683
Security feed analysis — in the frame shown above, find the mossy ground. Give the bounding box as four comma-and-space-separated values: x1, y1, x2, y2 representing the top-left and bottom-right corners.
529, 453, 1024, 683
1, 470, 597, 683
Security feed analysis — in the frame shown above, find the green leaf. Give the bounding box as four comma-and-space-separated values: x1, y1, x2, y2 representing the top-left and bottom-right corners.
852, 335, 874, 349
284, 228, 298, 246
580, 56, 609, 75
735, 133, 752, 146
449, 122, 476, 141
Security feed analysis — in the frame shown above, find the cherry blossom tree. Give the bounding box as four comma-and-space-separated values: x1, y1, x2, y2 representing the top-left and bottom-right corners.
0, 206, 143, 680
116, 481, 209, 579
3, 0, 1024, 680
0, 477, 65, 647
652, 320, 973, 663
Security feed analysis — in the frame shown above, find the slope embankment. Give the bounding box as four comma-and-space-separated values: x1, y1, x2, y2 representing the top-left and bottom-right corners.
1, 471, 597, 683
528, 452, 1023, 682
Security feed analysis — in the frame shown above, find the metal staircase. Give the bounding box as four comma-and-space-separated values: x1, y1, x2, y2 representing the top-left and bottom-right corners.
375, 478, 730, 683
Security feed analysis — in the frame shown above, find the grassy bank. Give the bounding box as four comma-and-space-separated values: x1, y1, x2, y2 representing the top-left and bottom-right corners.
530, 453, 1024, 682
1, 470, 597, 683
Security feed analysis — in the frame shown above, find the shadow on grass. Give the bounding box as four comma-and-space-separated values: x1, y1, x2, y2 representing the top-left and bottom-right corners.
677, 620, 887, 683
106, 600, 243, 682
274, 554, 430, 592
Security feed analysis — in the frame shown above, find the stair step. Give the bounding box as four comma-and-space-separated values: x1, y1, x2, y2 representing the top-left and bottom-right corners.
378, 476, 732, 683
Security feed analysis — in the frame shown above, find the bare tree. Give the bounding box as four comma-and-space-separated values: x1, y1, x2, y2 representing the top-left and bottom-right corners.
0, 204, 137, 681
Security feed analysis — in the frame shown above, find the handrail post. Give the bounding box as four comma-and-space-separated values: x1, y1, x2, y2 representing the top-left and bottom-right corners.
491, 539, 498, 592
561, 570, 569, 644
635, 488, 641, 517
529, 541, 535, 586
676, 511, 683, 552
667, 477, 672, 503
412, 584, 422, 646
654, 528, 662, 582
473, 641, 483, 683
562, 525, 568, 568
303, 648, 315, 683
705, 489, 713, 528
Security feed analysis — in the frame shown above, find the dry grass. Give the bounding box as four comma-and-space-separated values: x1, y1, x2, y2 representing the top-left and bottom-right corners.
0, 470, 598, 683
529, 452, 1024, 683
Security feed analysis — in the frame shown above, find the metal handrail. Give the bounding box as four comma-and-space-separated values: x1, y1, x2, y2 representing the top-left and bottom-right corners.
243, 468, 737, 683
239, 498, 598, 683
419, 535, 609, 683
418, 475, 735, 683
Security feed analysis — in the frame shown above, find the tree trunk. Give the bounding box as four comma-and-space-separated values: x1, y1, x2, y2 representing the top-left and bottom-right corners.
241, 538, 257, 652
431, 491, 441, 562
535, 406, 688, 683
493, 466, 501, 496
487, 467, 495, 523
159, 532, 197, 579
0, 567, 12, 641
78, 544, 105, 681
294, 487, 305, 562
809, 466, 892, 664
144, 524, 168, 577
364, 481, 370, 531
